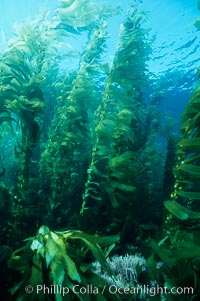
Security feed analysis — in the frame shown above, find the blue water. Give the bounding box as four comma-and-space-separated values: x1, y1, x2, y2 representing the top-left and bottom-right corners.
0, 0, 199, 127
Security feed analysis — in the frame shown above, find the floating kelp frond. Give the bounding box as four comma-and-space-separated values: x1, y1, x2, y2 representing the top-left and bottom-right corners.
57, 0, 120, 30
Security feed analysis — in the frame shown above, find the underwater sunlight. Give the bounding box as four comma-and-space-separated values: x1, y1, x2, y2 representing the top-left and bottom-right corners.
0, 0, 200, 300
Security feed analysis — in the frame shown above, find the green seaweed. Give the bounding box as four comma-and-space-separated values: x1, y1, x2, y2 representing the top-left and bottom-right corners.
164, 200, 200, 220
81, 9, 152, 215
153, 15, 200, 298
8, 226, 119, 301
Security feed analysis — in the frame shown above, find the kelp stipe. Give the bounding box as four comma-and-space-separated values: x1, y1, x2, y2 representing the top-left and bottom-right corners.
39, 19, 109, 223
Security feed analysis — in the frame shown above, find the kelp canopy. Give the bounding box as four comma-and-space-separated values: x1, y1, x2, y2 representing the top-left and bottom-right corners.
1, 0, 200, 300
0, 0, 164, 242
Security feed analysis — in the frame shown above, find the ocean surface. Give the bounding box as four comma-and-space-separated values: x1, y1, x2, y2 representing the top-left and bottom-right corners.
0, 0, 199, 122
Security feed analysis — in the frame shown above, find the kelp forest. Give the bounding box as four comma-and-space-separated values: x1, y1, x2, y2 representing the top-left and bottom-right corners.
0, 0, 200, 300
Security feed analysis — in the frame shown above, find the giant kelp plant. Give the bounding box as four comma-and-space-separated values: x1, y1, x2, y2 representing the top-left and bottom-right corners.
39, 19, 108, 224
0, 12, 61, 244
146, 14, 200, 300
147, 82, 200, 300
80, 8, 164, 243
0, 0, 195, 300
